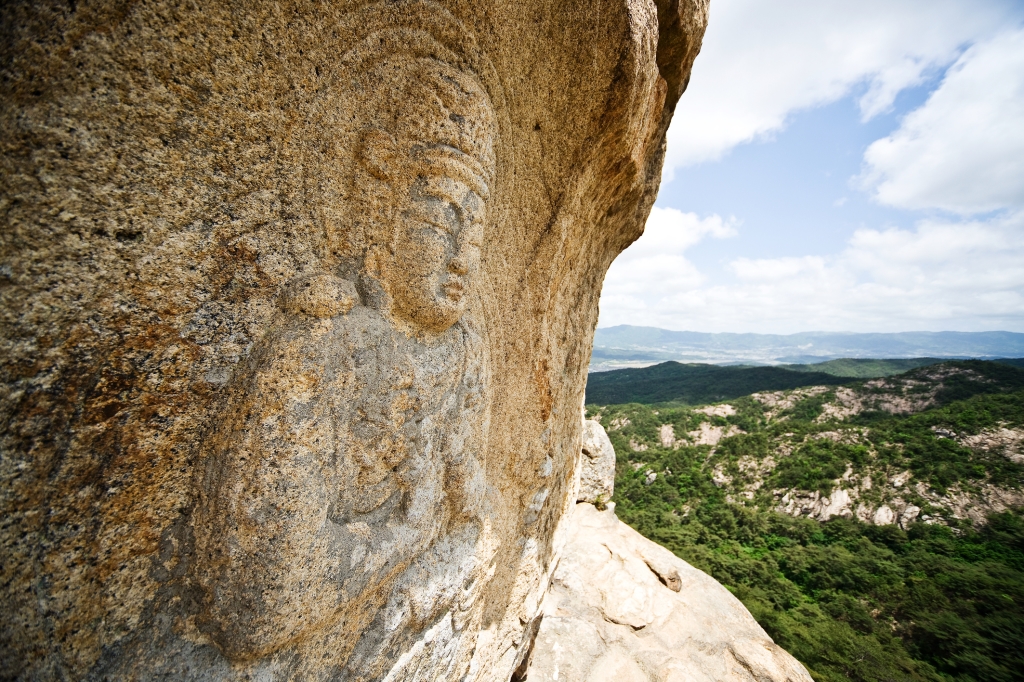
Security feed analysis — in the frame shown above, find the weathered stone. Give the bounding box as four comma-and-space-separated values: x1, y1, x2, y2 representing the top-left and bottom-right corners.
0, 0, 708, 679
578, 419, 616, 504
522, 503, 814, 682
899, 504, 921, 529
876, 505, 898, 527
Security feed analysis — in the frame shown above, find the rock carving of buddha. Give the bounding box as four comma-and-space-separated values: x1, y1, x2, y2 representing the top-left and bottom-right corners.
190, 57, 496, 660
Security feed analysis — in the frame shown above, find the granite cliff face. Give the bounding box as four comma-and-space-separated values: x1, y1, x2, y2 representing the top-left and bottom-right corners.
0, 0, 707, 679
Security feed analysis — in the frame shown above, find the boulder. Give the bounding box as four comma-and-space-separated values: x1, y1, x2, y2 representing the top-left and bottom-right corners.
0, 0, 709, 679
899, 504, 921, 529
579, 419, 617, 504
521, 503, 814, 682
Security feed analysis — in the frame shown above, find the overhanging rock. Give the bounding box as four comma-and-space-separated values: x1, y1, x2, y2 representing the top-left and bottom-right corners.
0, 1, 707, 679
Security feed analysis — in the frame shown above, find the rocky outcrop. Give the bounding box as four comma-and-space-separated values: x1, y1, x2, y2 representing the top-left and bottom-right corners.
579, 419, 617, 504
0, 1, 709, 679
954, 425, 1024, 464
531, 410, 811, 682
520, 503, 814, 682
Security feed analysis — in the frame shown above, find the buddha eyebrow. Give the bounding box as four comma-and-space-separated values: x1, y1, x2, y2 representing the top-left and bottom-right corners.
419, 177, 476, 219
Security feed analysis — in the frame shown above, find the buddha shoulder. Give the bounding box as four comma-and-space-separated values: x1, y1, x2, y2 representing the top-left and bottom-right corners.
279, 273, 359, 319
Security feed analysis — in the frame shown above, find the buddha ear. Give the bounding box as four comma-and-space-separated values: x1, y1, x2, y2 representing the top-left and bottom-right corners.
359, 129, 399, 180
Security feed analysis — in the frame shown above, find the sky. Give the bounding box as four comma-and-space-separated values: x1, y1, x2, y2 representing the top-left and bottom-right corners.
597, 0, 1024, 334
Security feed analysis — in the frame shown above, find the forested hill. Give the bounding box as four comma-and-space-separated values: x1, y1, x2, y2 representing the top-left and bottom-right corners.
587, 360, 1024, 682
585, 362, 848, 405
586, 357, 1024, 405
781, 357, 943, 378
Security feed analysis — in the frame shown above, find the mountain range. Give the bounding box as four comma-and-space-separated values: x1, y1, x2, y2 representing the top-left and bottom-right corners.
591, 326, 1024, 372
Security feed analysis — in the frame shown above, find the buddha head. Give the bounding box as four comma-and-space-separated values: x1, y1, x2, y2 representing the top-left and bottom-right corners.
360, 58, 496, 333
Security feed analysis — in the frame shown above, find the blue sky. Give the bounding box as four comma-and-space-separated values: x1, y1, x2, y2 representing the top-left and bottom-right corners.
598, 0, 1024, 334
666, 87, 935, 266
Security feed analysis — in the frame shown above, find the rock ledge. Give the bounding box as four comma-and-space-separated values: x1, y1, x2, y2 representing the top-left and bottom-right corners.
521, 503, 813, 682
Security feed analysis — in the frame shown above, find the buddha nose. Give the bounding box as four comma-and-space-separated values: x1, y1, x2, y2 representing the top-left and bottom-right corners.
448, 251, 469, 275
449, 231, 472, 275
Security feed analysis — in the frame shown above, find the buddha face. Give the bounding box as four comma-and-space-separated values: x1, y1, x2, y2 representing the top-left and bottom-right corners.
359, 58, 495, 333
384, 173, 485, 332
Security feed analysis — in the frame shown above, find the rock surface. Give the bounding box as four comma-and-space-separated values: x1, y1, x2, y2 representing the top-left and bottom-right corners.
578, 419, 616, 504
0, 0, 708, 679
521, 503, 814, 682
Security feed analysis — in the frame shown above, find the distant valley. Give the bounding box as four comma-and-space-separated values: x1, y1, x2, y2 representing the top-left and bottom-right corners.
588, 359, 1024, 681
590, 325, 1024, 372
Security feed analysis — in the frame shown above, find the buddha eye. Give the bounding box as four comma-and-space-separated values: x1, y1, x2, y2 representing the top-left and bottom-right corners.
410, 200, 456, 235
425, 196, 462, 228
427, 223, 450, 238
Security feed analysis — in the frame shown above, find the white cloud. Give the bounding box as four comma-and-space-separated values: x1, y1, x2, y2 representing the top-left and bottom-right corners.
598, 213, 1024, 333
859, 28, 1024, 214
664, 0, 1014, 176
729, 255, 826, 282
616, 1, 1024, 335
599, 207, 736, 318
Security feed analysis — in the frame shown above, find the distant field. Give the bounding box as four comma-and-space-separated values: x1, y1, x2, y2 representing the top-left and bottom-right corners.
591, 325, 1024, 369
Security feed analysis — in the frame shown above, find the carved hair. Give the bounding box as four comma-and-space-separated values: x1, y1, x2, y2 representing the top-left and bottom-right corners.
358, 58, 495, 199
396, 58, 496, 196
352, 56, 496, 288
321, 1, 505, 263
